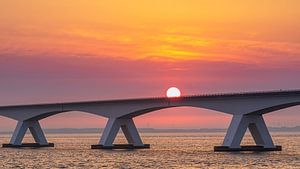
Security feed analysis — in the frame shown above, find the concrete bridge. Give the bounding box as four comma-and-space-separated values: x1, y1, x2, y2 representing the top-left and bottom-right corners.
0, 90, 300, 151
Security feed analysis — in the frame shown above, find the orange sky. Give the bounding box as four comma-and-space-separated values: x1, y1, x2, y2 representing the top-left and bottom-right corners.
0, 0, 300, 131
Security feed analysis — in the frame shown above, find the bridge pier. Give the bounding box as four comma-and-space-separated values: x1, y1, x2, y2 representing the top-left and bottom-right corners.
2, 120, 54, 148
91, 118, 149, 149
214, 114, 281, 151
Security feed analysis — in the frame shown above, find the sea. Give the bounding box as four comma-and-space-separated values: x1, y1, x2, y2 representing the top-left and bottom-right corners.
0, 132, 299, 168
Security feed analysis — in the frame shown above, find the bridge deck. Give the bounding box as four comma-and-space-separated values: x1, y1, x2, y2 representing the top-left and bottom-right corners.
0, 89, 300, 109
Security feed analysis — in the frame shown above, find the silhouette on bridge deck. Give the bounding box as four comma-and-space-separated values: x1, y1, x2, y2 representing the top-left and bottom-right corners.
0, 90, 300, 151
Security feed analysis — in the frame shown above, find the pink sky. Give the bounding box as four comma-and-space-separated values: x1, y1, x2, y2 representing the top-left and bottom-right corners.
0, 0, 300, 131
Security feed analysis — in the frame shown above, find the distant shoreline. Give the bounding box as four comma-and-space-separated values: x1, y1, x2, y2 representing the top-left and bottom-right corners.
1, 126, 300, 134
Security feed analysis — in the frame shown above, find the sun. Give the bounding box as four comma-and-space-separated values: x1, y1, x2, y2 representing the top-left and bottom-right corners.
166, 87, 181, 98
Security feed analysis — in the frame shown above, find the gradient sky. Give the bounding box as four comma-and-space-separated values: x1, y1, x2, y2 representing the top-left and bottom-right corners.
0, 0, 300, 131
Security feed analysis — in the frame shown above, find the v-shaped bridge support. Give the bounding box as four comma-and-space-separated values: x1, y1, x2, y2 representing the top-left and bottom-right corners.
215, 114, 281, 151
91, 118, 149, 149
3, 120, 54, 148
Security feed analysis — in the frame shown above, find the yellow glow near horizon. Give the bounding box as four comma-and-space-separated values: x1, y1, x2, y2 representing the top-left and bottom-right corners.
0, 0, 300, 62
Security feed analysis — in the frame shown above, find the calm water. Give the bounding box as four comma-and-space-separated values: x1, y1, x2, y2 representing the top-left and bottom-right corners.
0, 132, 299, 168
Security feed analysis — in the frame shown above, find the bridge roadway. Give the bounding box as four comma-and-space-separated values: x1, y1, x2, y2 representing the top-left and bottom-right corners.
0, 90, 300, 151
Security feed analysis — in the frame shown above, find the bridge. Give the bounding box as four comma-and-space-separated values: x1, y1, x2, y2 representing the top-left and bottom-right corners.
0, 90, 300, 151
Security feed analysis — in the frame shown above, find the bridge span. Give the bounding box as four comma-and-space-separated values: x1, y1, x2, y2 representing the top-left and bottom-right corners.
0, 90, 300, 151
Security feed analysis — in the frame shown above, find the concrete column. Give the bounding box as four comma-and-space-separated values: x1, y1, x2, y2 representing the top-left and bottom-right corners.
99, 118, 144, 146
120, 119, 144, 146
222, 114, 275, 148
9, 120, 48, 145
99, 118, 120, 146
248, 115, 275, 148
222, 115, 249, 148
10, 121, 29, 145
28, 121, 49, 145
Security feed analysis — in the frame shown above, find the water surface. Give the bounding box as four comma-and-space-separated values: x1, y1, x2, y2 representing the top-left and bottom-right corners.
0, 132, 299, 168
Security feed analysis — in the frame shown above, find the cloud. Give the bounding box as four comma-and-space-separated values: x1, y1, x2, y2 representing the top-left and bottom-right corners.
2, 23, 300, 63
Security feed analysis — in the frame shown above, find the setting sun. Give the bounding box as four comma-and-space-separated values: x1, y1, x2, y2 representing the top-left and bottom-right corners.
166, 87, 181, 98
